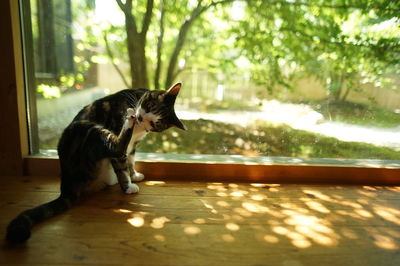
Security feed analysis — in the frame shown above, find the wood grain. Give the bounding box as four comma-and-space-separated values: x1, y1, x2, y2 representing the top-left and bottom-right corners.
1, 176, 399, 265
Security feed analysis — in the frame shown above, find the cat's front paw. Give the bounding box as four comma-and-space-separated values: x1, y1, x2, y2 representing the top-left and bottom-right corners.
124, 183, 140, 194
131, 171, 145, 182
123, 108, 136, 129
126, 108, 135, 118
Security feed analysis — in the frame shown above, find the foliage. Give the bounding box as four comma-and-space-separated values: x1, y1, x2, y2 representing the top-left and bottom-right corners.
232, 0, 400, 100
37, 84, 61, 99
34, 0, 400, 101
69, 1, 100, 89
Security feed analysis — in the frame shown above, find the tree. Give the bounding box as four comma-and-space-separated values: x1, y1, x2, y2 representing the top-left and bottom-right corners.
116, 0, 154, 89
115, 0, 235, 89
232, 0, 400, 101
110, 0, 399, 102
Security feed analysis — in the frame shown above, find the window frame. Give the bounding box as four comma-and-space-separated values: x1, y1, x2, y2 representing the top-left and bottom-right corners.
2, 0, 399, 185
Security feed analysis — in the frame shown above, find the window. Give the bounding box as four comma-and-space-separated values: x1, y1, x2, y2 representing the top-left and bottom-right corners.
17, 0, 400, 179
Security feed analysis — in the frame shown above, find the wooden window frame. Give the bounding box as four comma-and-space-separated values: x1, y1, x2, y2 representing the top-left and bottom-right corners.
1, 0, 399, 185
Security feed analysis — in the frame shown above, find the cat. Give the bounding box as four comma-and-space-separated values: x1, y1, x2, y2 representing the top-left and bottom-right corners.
6, 82, 186, 243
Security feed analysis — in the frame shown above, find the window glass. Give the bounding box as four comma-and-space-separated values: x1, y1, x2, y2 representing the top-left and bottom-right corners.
22, 0, 400, 162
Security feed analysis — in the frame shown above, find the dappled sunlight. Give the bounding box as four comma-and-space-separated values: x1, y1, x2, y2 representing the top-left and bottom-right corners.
354, 209, 373, 218
233, 207, 253, 217
154, 234, 166, 242
193, 218, 206, 224
200, 199, 218, 214
216, 200, 230, 207
129, 202, 154, 207
371, 234, 399, 250
184, 226, 201, 235
242, 201, 270, 214
145, 181, 166, 186
106, 180, 400, 257
263, 234, 279, 244
304, 201, 331, 213
340, 228, 359, 240
282, 209, 340, 247
221, 234, 236, 243
385, 186, 400, 192
202, 182, 346, 248
251, 183, 281, 189
303, 189, 333, 201
150, 216, 171, 229
225, 222, 240, 231
230, 190, 248, 197
373, 205, 400, 226
250, 194, 267, 201
113, 208, 133, 214
127, 216, 145, 228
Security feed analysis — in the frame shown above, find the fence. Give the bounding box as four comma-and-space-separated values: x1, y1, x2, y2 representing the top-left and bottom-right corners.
97, 63, 400, 110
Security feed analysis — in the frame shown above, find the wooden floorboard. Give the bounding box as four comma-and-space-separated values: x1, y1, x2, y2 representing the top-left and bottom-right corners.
1, 176, 399, 266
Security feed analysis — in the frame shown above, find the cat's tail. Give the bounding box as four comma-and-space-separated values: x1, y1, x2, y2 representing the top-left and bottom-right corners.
6, 194, 74, 243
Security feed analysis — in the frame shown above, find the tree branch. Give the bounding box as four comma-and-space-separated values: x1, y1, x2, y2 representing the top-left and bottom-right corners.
165, 0, 219, 86
116, 0, 133, 12
115, 0, 124, 10
125, 0, 132, 11
141, 0, 154, 35
154, 0, 166, 90
116, 0, 137, 34
103, 32, 131, 89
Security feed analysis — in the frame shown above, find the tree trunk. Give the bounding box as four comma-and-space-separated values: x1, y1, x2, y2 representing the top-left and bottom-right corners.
126, 28, 148, 88
341, 85, 352, 101
328, 72, 344, 101
37, 0, 57, 75
117, 0, 154, 89
154, 0, 166, 90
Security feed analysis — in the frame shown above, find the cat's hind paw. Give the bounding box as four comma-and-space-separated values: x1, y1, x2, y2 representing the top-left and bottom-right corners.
131, 171, 145, 182
124, 183, 139, 194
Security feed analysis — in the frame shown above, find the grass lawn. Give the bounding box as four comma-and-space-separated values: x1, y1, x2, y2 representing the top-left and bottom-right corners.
137, 119, 400, 160
39, 99, 400, 161
306, 99, 400, 128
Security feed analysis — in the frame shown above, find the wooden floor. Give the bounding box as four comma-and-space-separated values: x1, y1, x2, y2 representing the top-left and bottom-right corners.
1, 176, 399, 265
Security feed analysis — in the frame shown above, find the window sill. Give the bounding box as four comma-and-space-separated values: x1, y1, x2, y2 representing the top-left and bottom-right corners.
24, 153, 400, 185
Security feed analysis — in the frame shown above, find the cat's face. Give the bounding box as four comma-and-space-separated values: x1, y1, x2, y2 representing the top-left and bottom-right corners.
135, 82, 186, 133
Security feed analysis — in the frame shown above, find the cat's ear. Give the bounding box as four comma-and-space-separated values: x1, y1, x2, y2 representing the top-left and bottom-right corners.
164, 82, 182, 105
169, 113, 187, 131
166, 82, 182, 96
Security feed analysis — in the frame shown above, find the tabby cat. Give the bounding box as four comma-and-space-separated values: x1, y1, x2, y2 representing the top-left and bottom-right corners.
6, 82, 185, 243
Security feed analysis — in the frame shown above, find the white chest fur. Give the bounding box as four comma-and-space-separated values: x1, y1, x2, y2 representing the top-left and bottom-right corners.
85, 159, 117, 193
127, 124, 148, 154
127, 108, 159, 154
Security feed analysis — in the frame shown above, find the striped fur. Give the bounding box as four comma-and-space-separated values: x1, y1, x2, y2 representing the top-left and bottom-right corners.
6, 83, 185, 243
